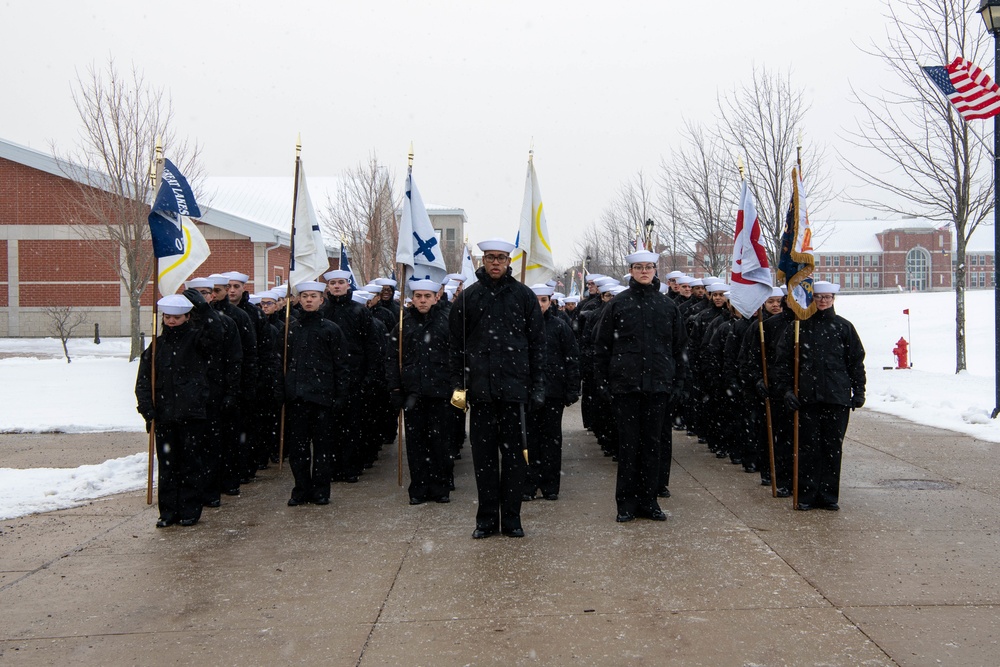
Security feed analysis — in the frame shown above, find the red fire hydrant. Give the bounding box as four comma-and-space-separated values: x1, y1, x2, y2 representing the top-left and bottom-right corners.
893, 337, 909, 369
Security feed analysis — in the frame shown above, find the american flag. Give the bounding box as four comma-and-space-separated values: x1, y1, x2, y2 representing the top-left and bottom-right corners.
922, 57, 1000, 121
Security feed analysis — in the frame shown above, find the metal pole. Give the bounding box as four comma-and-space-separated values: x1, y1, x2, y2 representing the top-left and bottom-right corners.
993, 33, 1000, 418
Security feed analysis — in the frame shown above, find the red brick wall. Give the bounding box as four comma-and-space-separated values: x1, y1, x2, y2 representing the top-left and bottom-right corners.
19, 239, 120, 307
0, 239, 7, 307
0, 157, 109, 226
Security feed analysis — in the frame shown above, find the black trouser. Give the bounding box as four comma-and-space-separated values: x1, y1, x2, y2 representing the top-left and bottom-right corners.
469, 401, 527, 532
332, 393, 364, 479
155, 419, 206, 523
205, 402, 240, 498
403, 396, 454, 500
770, 403, 795, 492
525, 398, 565, 497
286, 399, 336, 502
797, 403, 850, 507
658, 401, 673, 491
592, 393, 618, 456
580, 367, 596, 430
614, 392, 667, 515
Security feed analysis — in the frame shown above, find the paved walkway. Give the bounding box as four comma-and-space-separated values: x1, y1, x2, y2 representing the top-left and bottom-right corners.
1, 407, 997, 666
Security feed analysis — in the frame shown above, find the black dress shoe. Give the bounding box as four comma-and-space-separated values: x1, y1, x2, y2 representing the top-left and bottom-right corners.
729, 457, 742, 465
409, 497, 425, 505
795, 503, 813, 511
472, 527, 497, 539
657, 487, 671, 498
743, 463, 758, 473
155, 518, 175, 528
178, 518, 198, 527
775, 487, 791, 498
644, 508, 667, 521
344, 475, 359, 484
204, 499, 221, 508
697, 437, 707, 444
521, 493, 535, 502
760, 478, 772, 486
287, 497, 307, 506
224, 488, 240, 496
615, 512, 635, 523
542, 493, 558, 501
502, 527, 525, 538
434, 495, 450, 503
715, 451, 728, 458
820, 503, 840, 511
313, 497, 330, 506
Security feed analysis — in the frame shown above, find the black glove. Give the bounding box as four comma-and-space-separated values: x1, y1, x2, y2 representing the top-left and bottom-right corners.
784, 391, 801, 412
404, 393, 419, 411
564, 393, 580, 407
182, 288, 209, 311
668, 385, 683, 409
529, 387, 546, 412
389, 391, 404, 411
145, 420, 153, 433
221, 395, 239, 414
139, 406, 156, 423
851, 393, 866, 410
755, 379, 769, 399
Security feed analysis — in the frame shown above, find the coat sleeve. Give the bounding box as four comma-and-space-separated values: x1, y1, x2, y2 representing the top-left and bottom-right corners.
670, 304, 688, 390
561, 319, 581, 396
448, 292, 467, 390
846, 320, 867, 397
592, 304, 614, 393
386, 317, 402, 392
525, 291, 547, 396
135, 346, 154, 419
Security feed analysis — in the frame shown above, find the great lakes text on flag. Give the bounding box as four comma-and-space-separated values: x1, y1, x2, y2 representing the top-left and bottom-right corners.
148, 158, 201, 258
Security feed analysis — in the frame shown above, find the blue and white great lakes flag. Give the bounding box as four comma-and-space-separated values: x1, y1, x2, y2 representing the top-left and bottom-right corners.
158, 217, 210, 297
396, 171, 447, 288
148, 159, 201, 258
289, 161, 330, 291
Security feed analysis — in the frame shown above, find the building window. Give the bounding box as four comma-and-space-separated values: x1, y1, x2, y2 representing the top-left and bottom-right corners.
906, 247, 931, 291
895, 235, 899, 248
687, 256, 694, 266
873, 255, 880, 266
971, 255, 979, 266
872, 273, 880, 288
864, 273, 871, 288
834, 256, 841, 267
853, 256, 860, 266
863, 255, 871, 267
446, 228, 455, 241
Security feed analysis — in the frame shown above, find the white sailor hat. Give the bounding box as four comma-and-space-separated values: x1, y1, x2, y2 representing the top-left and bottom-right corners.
248, 294, 262, 305
813, 281, 840, 294
689, 279, 705, 287
411, 279, 441, 293
625, 250, 658, 264
599, 282, 618, 293
374, 278, 397, 288
611, 285, 628, 295
158, 294, 193, 315
659, 283, 669, 294
258, 290, 280, 301
222, 271, 249, 283
585, 273, 605, 282
324, 270, 352, 281
595, 276, 619, 286
477, 238, 516, 253
706, 282, 729, 293
780, 285, 788, 295
530, 283, 555, 296
445, 273, 466, 283
446, 280, 462, 290
351, 290, 374, 304
665, 270, 685, 280
545, 279, 557, 288
272, 284, 289, 297
563, 295, 580, 304
362, 283, 381, 293
185, 277, 213, 289
553, 291, 565, 300
676, 276, 694, 285
295, 280, 326, 294
703, 276, 721, 285
207, 274, 230, 286
769, 287, 784, 298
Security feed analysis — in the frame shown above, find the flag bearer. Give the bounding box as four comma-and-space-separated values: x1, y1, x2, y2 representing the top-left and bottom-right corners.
283, 281, 350, 506
523, 284, 580, 502
388, 279, 454, 504
775, 281, 866, 511
136, 291, 224, 528
593, 251, 687, 523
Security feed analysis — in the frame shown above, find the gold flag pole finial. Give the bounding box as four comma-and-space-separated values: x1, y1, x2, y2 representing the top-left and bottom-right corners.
408, 142, 414, 169
737, 156, 745, 181
529, 137, 534, 161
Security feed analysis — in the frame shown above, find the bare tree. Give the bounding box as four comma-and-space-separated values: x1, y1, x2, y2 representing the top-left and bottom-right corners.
718, 66, 833, 267
56, 58, 201, 361
664, 121, 741, 276
653, 161, 691, 273
44, 306, 90, 364
575, 171, 657, 279
841, 0, 992, 373
320, 153, 399, 285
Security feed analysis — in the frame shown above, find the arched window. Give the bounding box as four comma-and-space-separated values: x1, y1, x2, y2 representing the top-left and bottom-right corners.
906, 247, 931, 291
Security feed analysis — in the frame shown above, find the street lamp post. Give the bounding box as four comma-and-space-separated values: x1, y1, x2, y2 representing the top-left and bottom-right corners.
980, 1, 1000, 417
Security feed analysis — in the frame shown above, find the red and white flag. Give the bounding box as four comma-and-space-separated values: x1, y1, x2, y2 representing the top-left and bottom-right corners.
730, 179, 773, 318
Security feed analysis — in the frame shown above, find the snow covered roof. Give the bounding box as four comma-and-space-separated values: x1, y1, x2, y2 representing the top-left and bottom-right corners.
813, 217, 993, 254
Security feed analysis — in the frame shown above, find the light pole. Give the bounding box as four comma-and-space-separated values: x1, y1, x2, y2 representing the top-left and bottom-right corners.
980, 1, 1000, 417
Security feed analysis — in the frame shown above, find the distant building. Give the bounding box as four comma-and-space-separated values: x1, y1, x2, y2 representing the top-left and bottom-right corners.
658, 218, 993, 292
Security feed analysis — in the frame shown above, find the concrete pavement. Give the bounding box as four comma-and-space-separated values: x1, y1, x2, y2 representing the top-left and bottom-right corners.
1, 406, 997, 666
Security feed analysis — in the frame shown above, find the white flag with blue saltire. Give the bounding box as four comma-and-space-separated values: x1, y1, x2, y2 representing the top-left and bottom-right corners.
289, 161, 330, 291
396, 171, 447, 288
460, 242, 475, 283
510, 157, 556, 284
158, 217, 210, 297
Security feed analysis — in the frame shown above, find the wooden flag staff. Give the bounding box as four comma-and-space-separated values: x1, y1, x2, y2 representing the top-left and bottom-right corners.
146, 137, 164, 505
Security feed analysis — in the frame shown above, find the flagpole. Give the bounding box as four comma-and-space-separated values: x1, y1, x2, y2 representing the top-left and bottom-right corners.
791, 132, 805, 509
279, 135, 302, 471
519, 148, 532, 283
146, 137, 164, 505
759, 311, 777, 498
397, 144, 414, 489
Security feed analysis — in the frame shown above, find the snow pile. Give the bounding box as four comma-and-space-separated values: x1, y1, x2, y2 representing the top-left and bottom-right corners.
0, 356, 145, 433
0, 453, 149, 520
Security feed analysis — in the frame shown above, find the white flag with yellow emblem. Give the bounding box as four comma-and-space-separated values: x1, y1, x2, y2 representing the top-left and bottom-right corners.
510, 155, 556, 284
158, 216, 210, 296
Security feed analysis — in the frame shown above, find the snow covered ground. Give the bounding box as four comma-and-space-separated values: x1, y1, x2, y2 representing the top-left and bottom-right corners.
0, 289, 997, 519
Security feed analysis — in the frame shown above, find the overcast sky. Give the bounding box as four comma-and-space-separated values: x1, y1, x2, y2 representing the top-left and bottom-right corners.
0, 0, 959, 266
